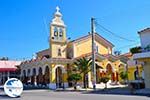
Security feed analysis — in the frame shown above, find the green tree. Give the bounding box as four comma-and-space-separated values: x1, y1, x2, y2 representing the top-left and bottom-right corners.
0, 57, 9, 60
74, 57, 92, 88
100, 77, 109, 89
68, 73, 82, 90
130, 46, 141, 54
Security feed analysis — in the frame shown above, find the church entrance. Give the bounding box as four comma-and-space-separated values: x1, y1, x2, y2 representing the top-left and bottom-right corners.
55, 67, 63, 88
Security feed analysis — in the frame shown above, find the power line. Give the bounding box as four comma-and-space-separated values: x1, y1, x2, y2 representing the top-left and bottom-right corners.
115, 41, 140, 50
93, 20, 141, 52
95, 21, 137, 42
97, 24, 136, 42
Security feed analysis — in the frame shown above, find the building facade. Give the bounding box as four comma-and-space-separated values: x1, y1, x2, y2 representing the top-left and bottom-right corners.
134, 28, 150, 89
0, 60, 21, 85
124, 53, 143, 81
20, 7, 132, 89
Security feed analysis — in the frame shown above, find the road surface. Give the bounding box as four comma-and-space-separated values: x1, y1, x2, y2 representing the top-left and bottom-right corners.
0, 90, 149, 100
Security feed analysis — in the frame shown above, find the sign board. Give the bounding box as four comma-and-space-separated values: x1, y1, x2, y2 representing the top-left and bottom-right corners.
4, 78, 23, 98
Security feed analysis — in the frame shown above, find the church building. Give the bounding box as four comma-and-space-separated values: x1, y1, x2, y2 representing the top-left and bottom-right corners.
20, 7, 129, 89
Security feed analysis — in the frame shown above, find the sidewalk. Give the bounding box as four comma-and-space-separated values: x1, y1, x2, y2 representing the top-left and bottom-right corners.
55, 82, 128, 92
55, 83, 150, 97
134, 88, 150, 96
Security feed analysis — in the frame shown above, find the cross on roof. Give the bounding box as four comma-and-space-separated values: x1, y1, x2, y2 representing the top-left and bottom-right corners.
56, 6, 60, 12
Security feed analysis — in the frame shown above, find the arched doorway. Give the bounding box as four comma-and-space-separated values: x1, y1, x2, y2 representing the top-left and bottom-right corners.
106, 64, 115, 82
37, 67, 43, 85
31, 68, 36, 85
44, 66, 50, 86
55, 67, 63, 88
22, 70, 27, 84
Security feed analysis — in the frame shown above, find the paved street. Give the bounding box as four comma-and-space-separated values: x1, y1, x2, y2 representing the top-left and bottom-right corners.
0, 90, 149, 100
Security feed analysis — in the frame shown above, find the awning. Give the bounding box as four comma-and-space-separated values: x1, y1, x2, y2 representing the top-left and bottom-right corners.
0, 68, 17, 72
0, 61, 21, 72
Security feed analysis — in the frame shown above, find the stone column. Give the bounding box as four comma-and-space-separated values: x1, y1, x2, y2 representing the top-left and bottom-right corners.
34, 76, 37, 86
116, 72, 119, 82
0, 73, 2, 85
7, 71, 10, 80
49, 67, 56, 89
88, 71, 93, 88
2, 72, 4, 84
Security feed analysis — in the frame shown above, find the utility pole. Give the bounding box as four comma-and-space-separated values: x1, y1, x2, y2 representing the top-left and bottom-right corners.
91, 17, 96, 90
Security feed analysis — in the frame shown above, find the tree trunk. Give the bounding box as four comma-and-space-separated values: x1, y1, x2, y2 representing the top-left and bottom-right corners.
83, 74, 86, 88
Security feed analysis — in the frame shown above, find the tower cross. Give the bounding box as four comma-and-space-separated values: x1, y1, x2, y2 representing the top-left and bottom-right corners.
56, 6, 60, 12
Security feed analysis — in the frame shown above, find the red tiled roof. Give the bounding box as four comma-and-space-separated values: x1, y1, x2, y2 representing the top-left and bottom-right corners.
51, 58, 70, 60
36, 48, 50, 54
102, 54, 118, 60
74, 52, 108, 60
71, 33, 114, 47
120, 52, 132, 58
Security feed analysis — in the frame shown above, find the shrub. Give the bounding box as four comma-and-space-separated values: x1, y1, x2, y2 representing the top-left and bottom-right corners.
100, 77, 109, 89
120, 71, 128, 84
68, 74, 82, 90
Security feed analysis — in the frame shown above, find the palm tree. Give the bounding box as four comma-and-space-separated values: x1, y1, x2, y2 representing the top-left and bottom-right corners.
74, 57, 92, 88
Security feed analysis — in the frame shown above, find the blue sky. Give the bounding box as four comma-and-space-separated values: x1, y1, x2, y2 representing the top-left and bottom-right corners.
0, 0, 150, 60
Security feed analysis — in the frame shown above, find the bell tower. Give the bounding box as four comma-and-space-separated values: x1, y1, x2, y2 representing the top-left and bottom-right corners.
50, 6, 67, 58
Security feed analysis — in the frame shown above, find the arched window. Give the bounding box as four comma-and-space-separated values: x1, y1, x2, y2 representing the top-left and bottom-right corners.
32, 68, 36, 76
94, 43, 98, 53
23, 70, 26, 77
27, 69, 31, 76
58, 48, 62, 56
54, 27, 58, 36
39, 67, 43, 75
59, 28, 63, 37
